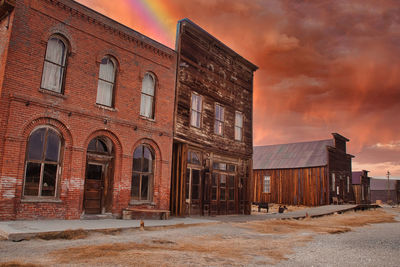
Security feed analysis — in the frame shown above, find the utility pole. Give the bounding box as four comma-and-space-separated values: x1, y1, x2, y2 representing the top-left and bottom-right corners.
387, 171, 391, 204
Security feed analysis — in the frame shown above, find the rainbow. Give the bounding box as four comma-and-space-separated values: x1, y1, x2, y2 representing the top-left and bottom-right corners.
124, 0, 178, 47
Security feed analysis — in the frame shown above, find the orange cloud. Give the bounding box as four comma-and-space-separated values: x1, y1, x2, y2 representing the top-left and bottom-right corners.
76, 0, 400, 177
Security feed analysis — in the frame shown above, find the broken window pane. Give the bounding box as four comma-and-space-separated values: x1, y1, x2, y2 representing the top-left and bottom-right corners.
141, 175, 149, 199
131, 173, 140, 200
42, 163, 57, 196
24, 162, 41, 196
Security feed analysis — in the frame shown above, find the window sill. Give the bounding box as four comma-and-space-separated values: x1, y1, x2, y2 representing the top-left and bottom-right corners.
139, 116, 156, 123
21, 198, 63, 203
129, 201, 155, 206
39, 88, 67, 99
95, 104, 117, 112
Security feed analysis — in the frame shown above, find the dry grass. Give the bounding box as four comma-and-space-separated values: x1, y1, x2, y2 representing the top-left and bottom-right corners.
241, 209, 396, 235
50, 233, 312, 266
6, 209, 397, 266
0, 262, 42, 267
35, 229, 89, 240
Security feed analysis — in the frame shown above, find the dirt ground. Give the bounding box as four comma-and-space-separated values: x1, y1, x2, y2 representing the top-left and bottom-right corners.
0, 208, 397, 267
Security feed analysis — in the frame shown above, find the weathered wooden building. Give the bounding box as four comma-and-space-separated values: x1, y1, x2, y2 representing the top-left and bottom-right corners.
351, 170, 370, 204
370, 178, 399, 204
253, 133, 353, 206
170, 19, 258, 216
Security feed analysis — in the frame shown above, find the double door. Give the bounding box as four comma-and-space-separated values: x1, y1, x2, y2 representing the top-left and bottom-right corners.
209, 173, 237, 215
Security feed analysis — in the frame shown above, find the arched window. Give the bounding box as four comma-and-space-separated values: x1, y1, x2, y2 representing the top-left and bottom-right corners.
140, 73, 155, 119
131, 145, 154, 201
41, 37, 68, 93
24, 127, 62, 197
96, 56, 116, 107
87, 138, 109, 154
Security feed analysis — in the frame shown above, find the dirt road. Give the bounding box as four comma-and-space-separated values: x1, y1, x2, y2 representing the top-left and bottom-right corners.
0, 208, 398, 266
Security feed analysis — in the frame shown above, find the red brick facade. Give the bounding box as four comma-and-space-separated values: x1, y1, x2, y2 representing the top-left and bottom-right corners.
0, 0, 176, 220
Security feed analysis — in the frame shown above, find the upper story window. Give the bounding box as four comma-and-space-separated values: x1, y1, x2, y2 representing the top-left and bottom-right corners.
190, 93, 202, 128
96, 56, 116, 107
23, 127, 62, 198
41, 37, 68, 93
235, 111, 243, 141
214, 104, 224, 135
140, 73, 155, 119
131, 145, 154, 202
263, 176, 270, 193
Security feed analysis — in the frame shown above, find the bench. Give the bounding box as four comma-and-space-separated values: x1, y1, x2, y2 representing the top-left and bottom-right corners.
254, 202, 269, 213
332, 197, 344, 205
122, 208, 170, 220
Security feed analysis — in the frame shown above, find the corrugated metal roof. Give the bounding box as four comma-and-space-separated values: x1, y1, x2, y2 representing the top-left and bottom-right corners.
370, 178, 397, 190
253, 139, 333, 170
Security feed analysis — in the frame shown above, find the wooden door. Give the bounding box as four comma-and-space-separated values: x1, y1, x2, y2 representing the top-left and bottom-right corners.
185, 168, 202, 215
218, 174, 227, 215
84, 163, 105, 214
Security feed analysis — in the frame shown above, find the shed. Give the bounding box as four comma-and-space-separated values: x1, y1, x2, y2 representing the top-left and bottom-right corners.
253, 133, 353, 206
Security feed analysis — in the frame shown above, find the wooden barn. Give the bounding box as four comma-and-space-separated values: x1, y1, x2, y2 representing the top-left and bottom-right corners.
170, 19, 258, 216
253, 133, 353, 206
370, 178, 400, 204
351, 170, 371, 204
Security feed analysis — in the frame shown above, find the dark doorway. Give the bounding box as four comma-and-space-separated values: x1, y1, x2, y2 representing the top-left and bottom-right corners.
83, 137, 114, 215
84, 163, 105, 214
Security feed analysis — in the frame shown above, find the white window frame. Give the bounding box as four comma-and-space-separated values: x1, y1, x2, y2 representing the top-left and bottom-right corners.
214, 103, 224, 136
96, 56, 116, 107
40, 36, 67, 93
190, 92, 202, 128
263, 175, 270, 193
140, 73, 156, 119
234, 111, 243, 141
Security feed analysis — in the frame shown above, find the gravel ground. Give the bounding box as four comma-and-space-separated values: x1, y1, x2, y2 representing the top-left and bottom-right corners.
277, 207, 400, 267
0, 207, 399, 266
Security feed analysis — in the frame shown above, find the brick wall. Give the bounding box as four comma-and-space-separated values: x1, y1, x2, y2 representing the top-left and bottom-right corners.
0, 0, 176, 220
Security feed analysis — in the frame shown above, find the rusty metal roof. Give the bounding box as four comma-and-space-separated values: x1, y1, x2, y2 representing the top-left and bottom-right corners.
370, 178, 397, 190
253, 139, 333, 170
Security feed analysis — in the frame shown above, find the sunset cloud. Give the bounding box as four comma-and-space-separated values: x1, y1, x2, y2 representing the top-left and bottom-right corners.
76, 0, 400, 177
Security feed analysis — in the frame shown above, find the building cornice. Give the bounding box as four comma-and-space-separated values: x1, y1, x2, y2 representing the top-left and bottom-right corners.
40, 0, 175, 60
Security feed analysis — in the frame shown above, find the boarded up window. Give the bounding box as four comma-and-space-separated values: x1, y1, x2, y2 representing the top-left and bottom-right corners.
96, 57, 116, 107
263, 176, 270, 193
214, 104, 224, 135
132, 145, 154, 201
190, 93, 202, 128
235, 112, 243, 141
140, 73, 155, 118
332, 173, 335, 192
41, 37, 67, 93
24, 127, 62, 197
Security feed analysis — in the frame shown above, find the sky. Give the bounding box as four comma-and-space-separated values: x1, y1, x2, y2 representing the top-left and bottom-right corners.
76, 0, 400, 178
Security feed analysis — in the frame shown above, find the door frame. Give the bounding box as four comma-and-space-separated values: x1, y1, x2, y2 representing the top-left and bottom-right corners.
83, 153, 113, 214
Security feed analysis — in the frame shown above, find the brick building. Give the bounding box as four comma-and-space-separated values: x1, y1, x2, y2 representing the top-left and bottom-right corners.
0, 0, 176, 220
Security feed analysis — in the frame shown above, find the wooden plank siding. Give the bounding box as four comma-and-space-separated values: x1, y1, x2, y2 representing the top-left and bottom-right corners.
171, 19, 257, 216
253, 167, 329, 206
